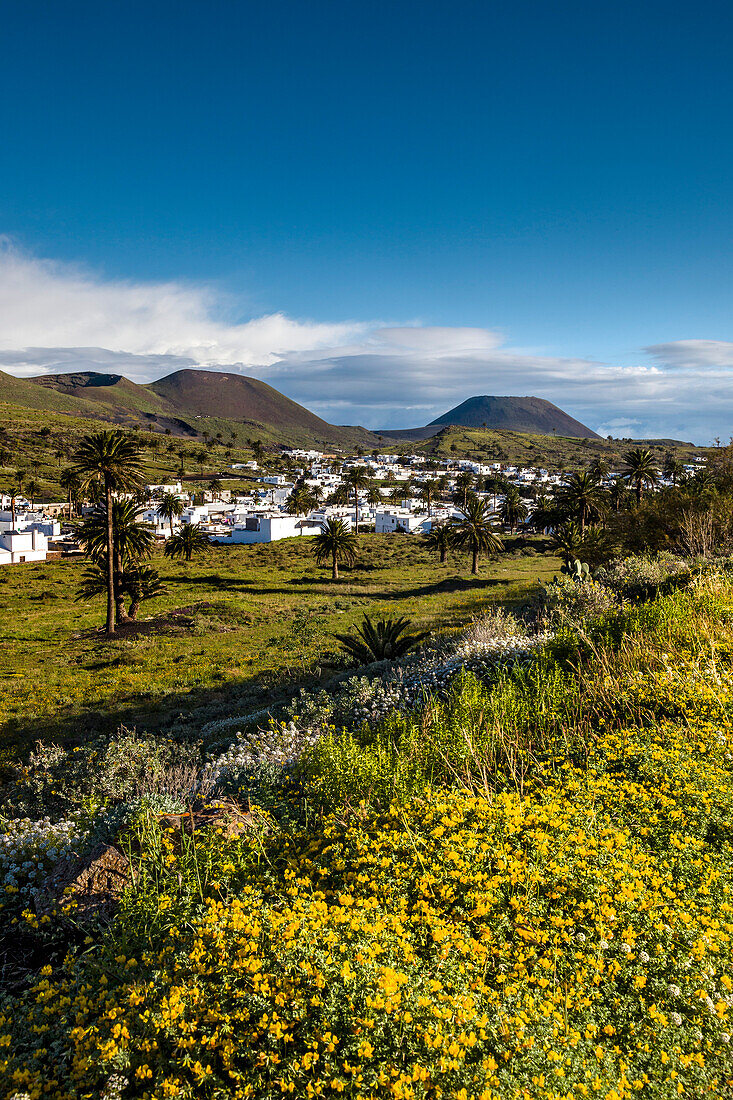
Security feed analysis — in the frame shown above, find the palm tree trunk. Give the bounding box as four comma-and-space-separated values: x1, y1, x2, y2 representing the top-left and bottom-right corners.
472, 544, 479, 574
113, 544, 130, 624
353, 491, 359, 535
104, 478, 115, 636
68, 488, 72, 519
11, 495, 16, 528
580, 504, 586, 538
332, 549, 338, 581
440, 547, 447, 564
636, 482, 642, 506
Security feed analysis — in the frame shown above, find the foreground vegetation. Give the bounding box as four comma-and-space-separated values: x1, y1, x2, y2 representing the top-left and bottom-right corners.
1, 562, 733, 1097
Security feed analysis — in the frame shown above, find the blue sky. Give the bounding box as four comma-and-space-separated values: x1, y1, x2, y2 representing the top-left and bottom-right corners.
1, 0, 733, 441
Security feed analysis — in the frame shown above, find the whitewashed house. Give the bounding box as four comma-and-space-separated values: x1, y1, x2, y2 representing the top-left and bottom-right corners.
375, 510, 432, 534
0, 528, 49, 565
211, 513, 323, 544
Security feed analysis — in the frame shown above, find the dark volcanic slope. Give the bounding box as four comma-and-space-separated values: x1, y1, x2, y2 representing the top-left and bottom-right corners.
380, 395, 600, 440
429, 396, 600, 439
147, 369, 375, 445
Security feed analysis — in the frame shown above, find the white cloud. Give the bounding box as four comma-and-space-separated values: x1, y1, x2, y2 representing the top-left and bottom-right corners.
0, 239, 366, 378
0, 240, 732, 443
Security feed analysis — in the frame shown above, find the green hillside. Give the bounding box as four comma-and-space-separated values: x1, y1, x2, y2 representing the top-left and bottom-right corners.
398, 423, 705, 467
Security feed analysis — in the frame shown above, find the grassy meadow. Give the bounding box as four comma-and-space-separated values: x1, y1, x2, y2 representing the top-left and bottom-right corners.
0, 533, 561, 757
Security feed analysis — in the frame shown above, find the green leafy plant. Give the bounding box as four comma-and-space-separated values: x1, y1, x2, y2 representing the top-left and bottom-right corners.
334, 614, 428, 664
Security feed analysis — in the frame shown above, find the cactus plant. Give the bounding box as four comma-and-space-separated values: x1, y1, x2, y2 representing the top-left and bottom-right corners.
560, 558, 590, 582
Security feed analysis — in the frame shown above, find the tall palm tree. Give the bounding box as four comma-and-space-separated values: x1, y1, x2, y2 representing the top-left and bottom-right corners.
59, 468, 81, 519
342, 467, 371, 534
454, 497, 503, 574
312, 517, 357, 581
417, 479, 438, 516
78, 501, 155, 624
663, 453, 684, 486
207, 478, 223, 500
159, 492, 184, 536
529, 491, 556, 534
423, 521, 455, 564
14, 468, 26, 500
164, 523, 211, 563
71, 431, 144, 635
25, 478, 41, 510
499, 486, 528, 534
558, 471, 605, 536
389, 482, 410, 506
607, 477, 627, 514
454, 470, 474, 509
624, 448, 659, 505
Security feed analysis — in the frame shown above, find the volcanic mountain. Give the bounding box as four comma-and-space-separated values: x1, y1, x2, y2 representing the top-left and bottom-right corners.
379, 395, 600, 440
1, 368, 377, 448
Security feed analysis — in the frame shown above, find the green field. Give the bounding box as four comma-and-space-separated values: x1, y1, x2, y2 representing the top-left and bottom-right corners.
0, 534, 561, 757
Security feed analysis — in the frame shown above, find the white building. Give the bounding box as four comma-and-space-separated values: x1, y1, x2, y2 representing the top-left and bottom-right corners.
211, 513, 323, 544
0, 528, 49, 565
375, 510, 432, 535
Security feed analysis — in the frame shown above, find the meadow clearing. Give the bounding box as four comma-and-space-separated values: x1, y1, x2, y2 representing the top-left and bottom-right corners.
0, 533, 561, 758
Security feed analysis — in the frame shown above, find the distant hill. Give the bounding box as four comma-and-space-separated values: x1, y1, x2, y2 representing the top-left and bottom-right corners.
380, 395, 600, 441
0, 367, 378, 449
147, 369, 373, 447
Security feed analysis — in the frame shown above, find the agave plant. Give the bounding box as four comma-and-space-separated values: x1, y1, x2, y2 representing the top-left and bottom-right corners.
334, 615, 428, 665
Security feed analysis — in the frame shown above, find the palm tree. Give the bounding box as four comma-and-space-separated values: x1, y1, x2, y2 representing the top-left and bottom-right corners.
558, 471, 605, 536
663, 453, 684, 486
159, 492, 184, 536
607, 478, 627, 513
454, 470, 474, 509
499, 486, 528, 534
342, 467, 371, 534
164, 523, 211, 563
78, 501, 155, 624
454, 497, 503, 574
327, 483, 351, 507
59, 468, 81, 519
366, 484, 383, 508
553, 521, 584, 565
25, 478, 41, 509
624, 448, 659, 505
417, 479, 438, 516
389, 483, 410, 506
590, 457, 610, 481
312, 517, 357, 581
286, 485, 317, 515
14, 468, 26, 500
77, 562, 167, 621
423, 521, 455, 564
529, 491, 557, 534
334, 615, 428, 664
207, 478, 223, 500
71, 431, 144, 635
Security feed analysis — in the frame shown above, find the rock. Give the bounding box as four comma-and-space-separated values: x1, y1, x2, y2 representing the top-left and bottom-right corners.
34, 842, 130, 924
